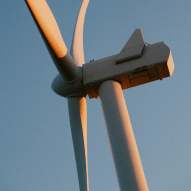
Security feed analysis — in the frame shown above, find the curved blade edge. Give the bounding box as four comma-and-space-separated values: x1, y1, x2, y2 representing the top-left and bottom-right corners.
25, 0, 67, 58
25, 0, 79, 81
70, 0, 90, 66
67, 97, 89, 191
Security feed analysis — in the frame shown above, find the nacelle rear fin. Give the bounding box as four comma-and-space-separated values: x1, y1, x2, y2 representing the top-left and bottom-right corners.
116, 29, 145, 64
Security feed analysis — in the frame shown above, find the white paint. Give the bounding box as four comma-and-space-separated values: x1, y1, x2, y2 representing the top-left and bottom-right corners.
99, 80, 148, 191
71, 0, 90, 66
68, 97, 89, 191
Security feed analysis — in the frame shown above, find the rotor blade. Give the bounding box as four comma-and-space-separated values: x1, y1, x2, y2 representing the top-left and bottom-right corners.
25, 0, 79, 81
67, 97, 89, 191
71, 0, 90, 66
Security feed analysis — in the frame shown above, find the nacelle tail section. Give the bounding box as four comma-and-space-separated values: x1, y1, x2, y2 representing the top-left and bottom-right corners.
116, 29, 145, 64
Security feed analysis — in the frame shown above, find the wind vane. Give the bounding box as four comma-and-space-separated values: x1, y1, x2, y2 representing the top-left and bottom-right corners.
25, 0, 174, 190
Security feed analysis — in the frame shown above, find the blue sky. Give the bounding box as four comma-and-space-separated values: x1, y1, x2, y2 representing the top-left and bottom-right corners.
1, 0, 191, 190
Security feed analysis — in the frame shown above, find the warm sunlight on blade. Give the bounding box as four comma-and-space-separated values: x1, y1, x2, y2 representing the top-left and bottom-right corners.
72, 0, 90, 66
26, 0, 67, 58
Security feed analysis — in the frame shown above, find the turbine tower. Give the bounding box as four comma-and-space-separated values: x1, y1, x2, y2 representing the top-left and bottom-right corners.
25, 0, 174, 190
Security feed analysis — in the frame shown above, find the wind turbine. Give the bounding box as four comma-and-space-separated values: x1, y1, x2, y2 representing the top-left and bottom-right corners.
25, 0, 174, 191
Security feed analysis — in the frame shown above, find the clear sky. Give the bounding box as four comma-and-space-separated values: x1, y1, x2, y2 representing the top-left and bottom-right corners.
1, 0, 191, 190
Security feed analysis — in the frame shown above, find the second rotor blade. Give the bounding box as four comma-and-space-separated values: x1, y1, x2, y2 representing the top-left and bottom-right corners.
68, 97, 89, 191
25, 0, 79, 81
71, 0, 90, 67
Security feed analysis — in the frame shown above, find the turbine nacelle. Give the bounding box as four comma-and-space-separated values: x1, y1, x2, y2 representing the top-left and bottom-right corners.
52, 29, 174, 99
